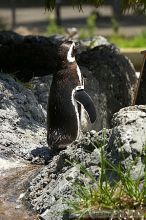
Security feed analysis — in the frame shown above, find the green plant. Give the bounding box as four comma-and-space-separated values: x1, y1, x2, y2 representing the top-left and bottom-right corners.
46, 16, 65, 36
86, 14, 97, 31
108, 29, 146, 48
65, 143, 146, 219
111, 16, 119, 35
79, 14, 97, 39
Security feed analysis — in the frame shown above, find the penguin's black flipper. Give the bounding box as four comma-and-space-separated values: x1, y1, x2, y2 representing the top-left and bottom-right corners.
75, 90, 96, 123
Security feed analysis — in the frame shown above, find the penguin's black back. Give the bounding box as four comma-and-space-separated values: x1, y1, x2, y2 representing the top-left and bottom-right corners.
47, 69, 79, 148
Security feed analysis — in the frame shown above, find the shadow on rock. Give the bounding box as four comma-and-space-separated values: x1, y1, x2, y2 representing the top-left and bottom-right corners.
31, 146, 52, 165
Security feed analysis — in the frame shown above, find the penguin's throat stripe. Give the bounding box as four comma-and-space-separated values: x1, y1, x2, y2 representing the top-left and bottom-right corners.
67, 42, 84, 89
67, 42, 75, 63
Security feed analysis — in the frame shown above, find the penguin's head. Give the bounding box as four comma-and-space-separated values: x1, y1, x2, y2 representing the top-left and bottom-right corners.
58, 40, 77, 64
57, 40, 84, 90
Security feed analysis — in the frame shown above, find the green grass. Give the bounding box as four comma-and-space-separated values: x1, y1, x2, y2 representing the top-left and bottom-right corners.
108, 30, 146, 48
65, 143, 146, 219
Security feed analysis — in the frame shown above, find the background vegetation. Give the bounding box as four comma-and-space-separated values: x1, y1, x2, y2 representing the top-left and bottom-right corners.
45, 0, 146, 13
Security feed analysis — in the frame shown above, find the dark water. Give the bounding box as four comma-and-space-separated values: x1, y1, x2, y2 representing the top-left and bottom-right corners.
0, 164, 40, 220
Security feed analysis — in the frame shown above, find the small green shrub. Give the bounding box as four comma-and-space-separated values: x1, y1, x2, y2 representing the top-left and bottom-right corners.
79, 14, 97, 39
111, 16, 119, 35
46, 16, 65, 36
108, 30, 146, 48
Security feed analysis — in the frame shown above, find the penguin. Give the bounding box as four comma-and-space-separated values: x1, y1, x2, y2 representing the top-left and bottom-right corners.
47, 40, 96, 150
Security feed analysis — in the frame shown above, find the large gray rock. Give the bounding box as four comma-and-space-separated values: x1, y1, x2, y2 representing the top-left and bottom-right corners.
26, 131, 105, 219
106, 105, 146, 179
25, 106, 146, 220
0, 73, 49, 163
78, 43, 137, 130
31, 75, 52, 110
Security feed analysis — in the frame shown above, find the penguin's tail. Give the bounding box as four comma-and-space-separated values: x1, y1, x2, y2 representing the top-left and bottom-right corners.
47, 129, 75, 150
47, 129, 60, 146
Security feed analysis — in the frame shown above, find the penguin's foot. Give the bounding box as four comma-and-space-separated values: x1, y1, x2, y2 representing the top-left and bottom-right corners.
49, 146, 60, 156
49, 145, 67, 156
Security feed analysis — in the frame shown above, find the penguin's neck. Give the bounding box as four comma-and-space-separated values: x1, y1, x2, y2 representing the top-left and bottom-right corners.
60, 60, 76, 69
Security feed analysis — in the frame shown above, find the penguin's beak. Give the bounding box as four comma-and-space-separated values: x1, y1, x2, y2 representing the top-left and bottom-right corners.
75, 90, 96, 123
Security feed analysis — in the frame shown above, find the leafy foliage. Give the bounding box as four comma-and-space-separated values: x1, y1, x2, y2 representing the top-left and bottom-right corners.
45, 0, 146, 14
46, 15, 65, 35
45, 0, 103, 11
79, 14, 97, 39
122, 0, 146, 13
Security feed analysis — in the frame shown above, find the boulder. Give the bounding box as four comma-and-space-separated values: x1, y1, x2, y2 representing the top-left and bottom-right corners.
78, 43, 137, 130
0, 73, 49, 163
0, 31, 62, 81
25, 107, 146, 220
106, 105, 146, 179
0, 71, 145, 220
26, 131, 103, 219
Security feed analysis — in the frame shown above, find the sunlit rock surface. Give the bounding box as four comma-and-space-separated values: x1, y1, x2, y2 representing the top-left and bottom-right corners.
0, 36, 142, 220
26, 106, 146, 220
0, 73, 48, 163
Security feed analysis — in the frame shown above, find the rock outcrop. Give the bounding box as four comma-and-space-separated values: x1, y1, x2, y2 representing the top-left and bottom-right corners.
107, 105, 146, 179
0, 31, 61, 81
0, 36, 143, 220
0, 73, 48, 163
25, 106, 146, 220
78, 43, 137, 130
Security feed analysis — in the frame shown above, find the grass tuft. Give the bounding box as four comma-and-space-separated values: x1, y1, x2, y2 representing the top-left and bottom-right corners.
65, 142, 146, 219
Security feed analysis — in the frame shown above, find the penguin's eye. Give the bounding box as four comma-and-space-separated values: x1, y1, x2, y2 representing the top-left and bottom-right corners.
71, 46, 77, 58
